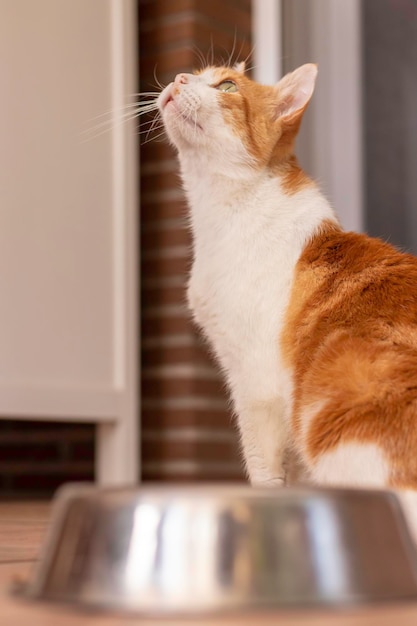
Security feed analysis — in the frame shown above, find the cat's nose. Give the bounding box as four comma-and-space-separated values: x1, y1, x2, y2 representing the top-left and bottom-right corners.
174, 73, 190, 86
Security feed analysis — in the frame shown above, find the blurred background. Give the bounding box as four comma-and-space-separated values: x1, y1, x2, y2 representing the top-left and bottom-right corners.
0, 0, 416, 497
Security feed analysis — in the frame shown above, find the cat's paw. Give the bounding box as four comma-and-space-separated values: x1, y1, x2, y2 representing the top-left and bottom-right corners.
251, 476, 286, 488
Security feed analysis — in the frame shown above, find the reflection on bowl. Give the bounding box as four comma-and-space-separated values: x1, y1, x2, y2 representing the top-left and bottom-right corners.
24, 484, 417, 615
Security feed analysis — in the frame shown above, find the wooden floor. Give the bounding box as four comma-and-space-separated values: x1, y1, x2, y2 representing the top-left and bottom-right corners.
1, 501, 417, 625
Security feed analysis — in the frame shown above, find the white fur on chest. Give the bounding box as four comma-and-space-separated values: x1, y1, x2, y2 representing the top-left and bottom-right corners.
186, 171, 334, 412
189, 209, 292, 404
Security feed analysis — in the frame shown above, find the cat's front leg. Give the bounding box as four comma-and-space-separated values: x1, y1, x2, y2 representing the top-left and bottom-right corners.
236, 399, 290, 488
240, 436, 286, 487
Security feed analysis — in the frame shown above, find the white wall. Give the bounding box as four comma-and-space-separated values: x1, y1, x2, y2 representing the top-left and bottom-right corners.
0, 0, 139, 484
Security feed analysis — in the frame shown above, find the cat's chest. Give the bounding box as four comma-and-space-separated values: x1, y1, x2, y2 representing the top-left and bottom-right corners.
188, 232, 295, 364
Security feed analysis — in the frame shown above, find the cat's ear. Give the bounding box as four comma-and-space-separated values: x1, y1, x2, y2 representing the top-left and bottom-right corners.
274, 63, 317, 121
233, 61, 246, 74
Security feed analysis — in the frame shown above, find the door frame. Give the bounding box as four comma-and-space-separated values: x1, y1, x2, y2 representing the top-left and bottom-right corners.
252, 0, 363, 232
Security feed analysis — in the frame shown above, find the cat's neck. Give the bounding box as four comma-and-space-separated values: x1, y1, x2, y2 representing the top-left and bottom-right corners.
179, 153, 338, 245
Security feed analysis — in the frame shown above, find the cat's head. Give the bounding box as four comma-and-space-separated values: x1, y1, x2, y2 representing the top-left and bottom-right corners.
158, 62, 317, 175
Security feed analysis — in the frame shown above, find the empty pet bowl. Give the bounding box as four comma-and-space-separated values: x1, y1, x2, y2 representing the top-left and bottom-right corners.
24, 484, 417, 615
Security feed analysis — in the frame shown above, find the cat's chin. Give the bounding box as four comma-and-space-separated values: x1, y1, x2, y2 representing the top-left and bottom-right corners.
173, 108, 203, 133
164, 117, 206, 151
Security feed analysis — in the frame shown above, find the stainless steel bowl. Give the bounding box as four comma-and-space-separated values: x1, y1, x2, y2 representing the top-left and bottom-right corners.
24, 484, 417, 615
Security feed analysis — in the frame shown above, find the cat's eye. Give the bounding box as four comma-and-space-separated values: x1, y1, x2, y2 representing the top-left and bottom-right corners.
216, 80, 238, 93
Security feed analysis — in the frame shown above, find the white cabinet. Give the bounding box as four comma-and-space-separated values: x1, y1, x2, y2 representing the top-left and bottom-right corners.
0, 0, 139, 484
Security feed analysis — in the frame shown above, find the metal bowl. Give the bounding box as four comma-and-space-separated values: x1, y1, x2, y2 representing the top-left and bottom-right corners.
24, 484, 417, 615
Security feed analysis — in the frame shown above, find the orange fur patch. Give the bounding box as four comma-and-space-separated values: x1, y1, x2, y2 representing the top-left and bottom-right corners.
282, 221, 417, 489
199, 67, 313, 195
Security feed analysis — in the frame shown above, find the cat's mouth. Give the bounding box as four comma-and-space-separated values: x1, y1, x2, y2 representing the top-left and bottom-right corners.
160, 88, 203, 132
161, 92, 174, 109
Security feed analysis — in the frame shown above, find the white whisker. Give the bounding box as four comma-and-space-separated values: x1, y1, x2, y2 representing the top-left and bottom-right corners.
141, 128, 166, 145
81, 104, 138, 127
144, 109, 163, 143
139, 115, 162, 126
81, 109, 152, 142
242, 44, 256, 70
235, 40, 246, 67
81, 101, 158, 135
82, 109, 141, 136
152, 66, 165, 91
193, 46, 207, 71
128, 91, 159, 97
228, 30, 238, 68
82, 103, 160, 136
138, 123, 164, 136
84, 100, 157, 125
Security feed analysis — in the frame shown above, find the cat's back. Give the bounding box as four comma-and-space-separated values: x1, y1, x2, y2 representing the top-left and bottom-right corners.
283, 223, 417, 495
282, 222, 417, 438
287, 222, 417, 340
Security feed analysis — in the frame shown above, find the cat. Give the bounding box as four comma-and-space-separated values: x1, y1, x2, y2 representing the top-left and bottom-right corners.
157, 61, 417, 540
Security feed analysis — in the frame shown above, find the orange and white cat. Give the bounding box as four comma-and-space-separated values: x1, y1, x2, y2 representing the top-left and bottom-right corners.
157, 62, 417, 539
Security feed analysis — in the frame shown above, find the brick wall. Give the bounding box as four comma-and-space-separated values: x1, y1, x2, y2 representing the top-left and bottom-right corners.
139, 0, 252, 481
0, 420, 94, 498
